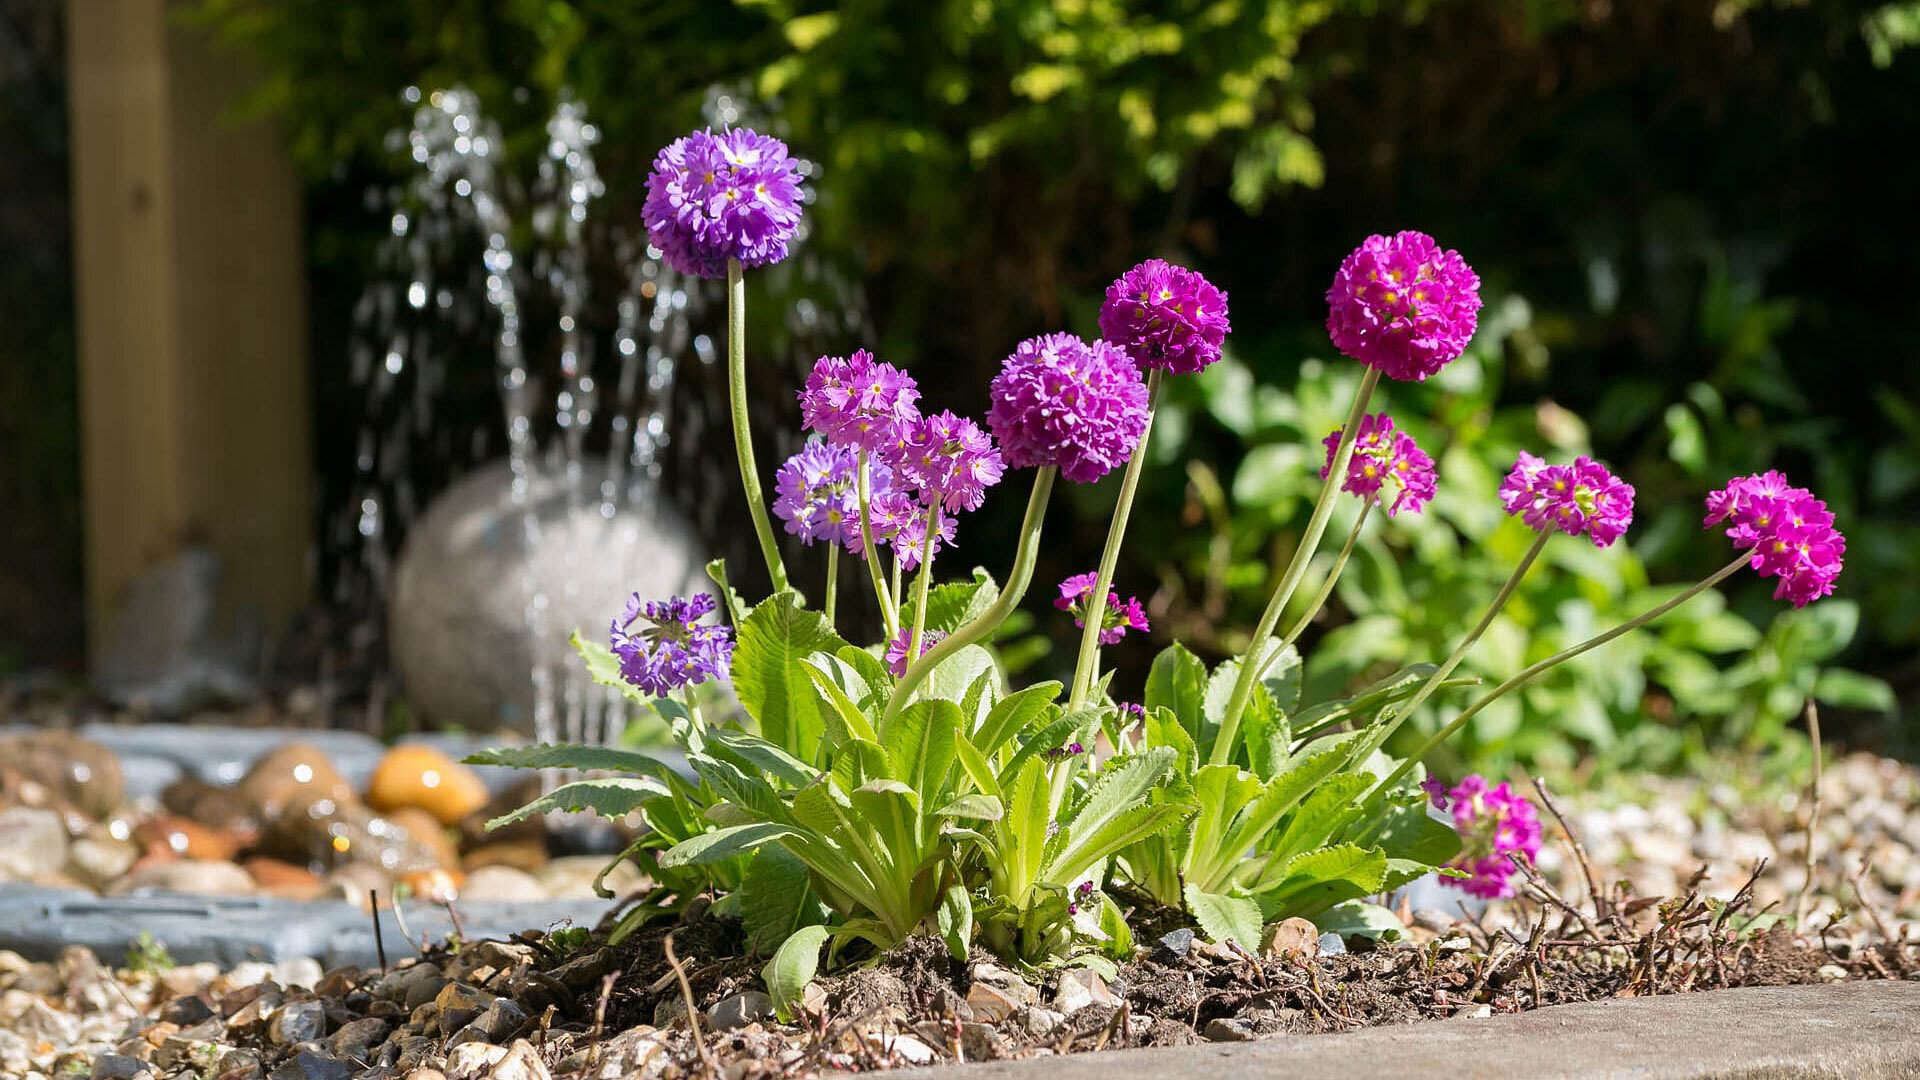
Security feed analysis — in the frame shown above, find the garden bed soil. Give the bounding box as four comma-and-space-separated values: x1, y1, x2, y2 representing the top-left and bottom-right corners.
33, 889, 1910, 1080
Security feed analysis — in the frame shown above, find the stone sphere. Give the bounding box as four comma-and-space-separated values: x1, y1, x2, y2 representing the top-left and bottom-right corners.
390, 459, 709, 730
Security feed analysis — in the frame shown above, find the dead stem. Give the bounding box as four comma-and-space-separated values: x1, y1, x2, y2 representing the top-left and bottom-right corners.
665, 932, 716, 1075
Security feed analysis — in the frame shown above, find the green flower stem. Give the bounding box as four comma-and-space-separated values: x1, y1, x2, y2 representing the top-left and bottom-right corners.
1209, 367, 1381, 766
726, 258, 788, 594
1067, 368, 1165, 712
824, 546, 840, 630
1368, 551, 1751, 807
890, 558, 903, 625
856, 450, 897, 637
885, 468, 1057, 726
906, 493, 943, 668
1364, 529, 1553, 760
1278, 499, 1373, 652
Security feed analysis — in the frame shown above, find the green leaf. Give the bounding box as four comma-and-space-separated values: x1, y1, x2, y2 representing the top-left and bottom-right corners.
1046, 747, 1185, 883
658, 822, 798, 868
1205, 651, 1278, 767
972, 682, 1061, 758
1317, 900, 1404, 943
921, 644, 997, 707
1097, 894, 1134, 960
484, 777, 668, 830
733, 592, 849, 761
1145, 643, 1208, 738
1184, 885, 1263, 949
935, 793, 1004, 821
802, 656, 881, 745
878, 699, 962, 805
741, 846, 825, 956
1270, 773, 1371, 864
763, 924, 832, 1022
704, 727, 818, 788
1142, 706, 1196, 773
937, 884, 973, 961
463, 742, 672, 777
903, 569, 1000, 634
951, 735, 1003, 801
570, 631, 646, 704
1372, 800, 1463, 867
1815, 668, 1896, 713
1258, 844, 1390, 918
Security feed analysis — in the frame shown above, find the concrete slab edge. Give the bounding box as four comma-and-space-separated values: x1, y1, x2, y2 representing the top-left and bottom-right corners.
888, 981, 1920, 1080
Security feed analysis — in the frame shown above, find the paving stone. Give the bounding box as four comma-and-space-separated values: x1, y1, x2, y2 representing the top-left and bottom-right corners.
884, 982, 1920, 1080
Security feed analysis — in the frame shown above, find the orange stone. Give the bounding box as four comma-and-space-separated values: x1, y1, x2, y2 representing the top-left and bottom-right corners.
136, 814, 243, 862
243, 856, 328, 900
365, 746, 489, 827
236, 743, 356, 819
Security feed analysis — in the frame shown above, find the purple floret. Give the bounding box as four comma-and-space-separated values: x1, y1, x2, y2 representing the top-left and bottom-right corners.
1704, 471, 1845, 608
1499, 452, 1636, 548
1320, 412, 1437, 517
987, 333, 1150, 484
1327, 231, 1481, 382
643, 127, 805, 279
1098, 259, 1231, 375
609, 592, 734, 697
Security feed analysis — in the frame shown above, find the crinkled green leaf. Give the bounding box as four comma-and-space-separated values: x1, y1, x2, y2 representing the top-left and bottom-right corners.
485, 777, 668, 830
658, 822, 798, 868
741, 845, 825, 956
763, 924, 832, 1022
1184, 885, 1263, 949
733, 591, 849, 761
463, 742, 671, 777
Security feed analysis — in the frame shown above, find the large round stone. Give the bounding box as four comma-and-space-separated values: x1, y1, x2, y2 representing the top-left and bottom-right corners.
389, 460, 709, 730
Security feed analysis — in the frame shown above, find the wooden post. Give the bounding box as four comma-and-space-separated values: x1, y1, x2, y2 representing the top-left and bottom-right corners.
66, 0, 310, 653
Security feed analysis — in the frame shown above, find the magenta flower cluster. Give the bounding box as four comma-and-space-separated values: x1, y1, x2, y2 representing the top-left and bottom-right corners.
610, 592, 734, 698
1054, 572, 1150, 645
643, 128, 805, 280
1499, 452, 1636, 548
1326, 231, 1482, 382
1429, 774, 1542, 900
987, 333, 1150, 484
1098, 259, 1231, 375
897, 410, 1006, 513
798, 349, 921, 453
1704, 471, 1846, 607
1321, 413, 1437, 517
885, 626, 947, 677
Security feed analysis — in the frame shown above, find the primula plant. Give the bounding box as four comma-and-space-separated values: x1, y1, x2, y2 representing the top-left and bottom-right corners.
470, 130, 1847, 998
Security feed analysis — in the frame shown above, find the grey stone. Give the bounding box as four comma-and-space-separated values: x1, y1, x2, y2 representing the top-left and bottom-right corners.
1011, 1007, 1065, 1038
91, 1054, 147, 1080
77, 723, 385, 790
329, 1017, 392, 1060
460, 867, 546, 903
90, 545, 259, 713
1316, 932, 1346, 956
0, 807, 69, 880
1203, 1017, 1256, 1042
1052, 969, 1120, 1014
705, 990, 773, 1032
449, 998, 528, 1046
269, 1000, 328, 1046
269, 1050, 352, 1080
389, 460, 709, 730
966, 982, 1024, 1023
434, 982, 497, 1037
1154, 929, 1194, 961
883, 982, 1920, 1080
111, 859, 257, 896
485, 1040, 550, 1080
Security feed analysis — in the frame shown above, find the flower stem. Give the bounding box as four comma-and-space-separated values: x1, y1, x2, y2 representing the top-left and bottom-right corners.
1067, 369, 1164, 712
856, 450, 897, 637
1362, 552, 1751, 818
726, 258, 788, 595
885, 468, 1056, 726
1279, 499, 1372, 652
1364, 529, 1553, 760
906, 494, 943, 670
1209, 367, 1380, 766
824, 546, 840, 630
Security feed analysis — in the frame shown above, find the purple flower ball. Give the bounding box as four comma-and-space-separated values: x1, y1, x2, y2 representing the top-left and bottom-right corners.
1326, 231, 1482, 381
894, 410, 1005, 513
848, 490, 955, 572
1436, 774, 1542, 900
885, 626, 947, 677
1320, 413, 1438, 517
1704, 471, 1845, 608
1499, 452, 1635, 548
798, 349, 922, 453
986, 333, 1150, 484
1098, 259, 1231, 375
609, 592, 734, 698
1054, 571, 1150, 645
643, 127, 805, 279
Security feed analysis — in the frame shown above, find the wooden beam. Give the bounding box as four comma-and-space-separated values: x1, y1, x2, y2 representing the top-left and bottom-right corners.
67, 0, 310, 654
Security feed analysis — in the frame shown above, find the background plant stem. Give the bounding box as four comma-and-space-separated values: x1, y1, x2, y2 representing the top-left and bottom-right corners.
1067, 368, 1164, 711
1210, 367, 1380, 766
